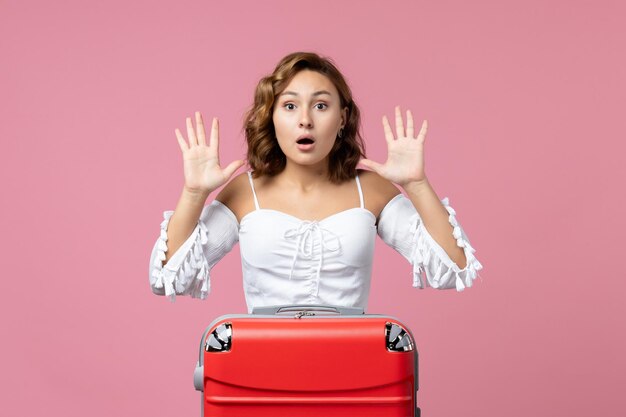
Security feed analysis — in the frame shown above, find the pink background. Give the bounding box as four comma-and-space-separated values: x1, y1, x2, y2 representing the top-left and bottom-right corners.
2, 0, 624, 415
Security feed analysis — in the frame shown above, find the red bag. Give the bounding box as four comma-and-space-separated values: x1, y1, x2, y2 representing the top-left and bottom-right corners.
194, 304, 420, 417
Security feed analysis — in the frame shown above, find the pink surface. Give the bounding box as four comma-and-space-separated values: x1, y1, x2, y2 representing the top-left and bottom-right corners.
2, 0, 625, 416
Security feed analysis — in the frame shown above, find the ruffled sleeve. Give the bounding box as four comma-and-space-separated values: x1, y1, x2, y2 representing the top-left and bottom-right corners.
377, 194, 483, 291
148, 200, 239, 301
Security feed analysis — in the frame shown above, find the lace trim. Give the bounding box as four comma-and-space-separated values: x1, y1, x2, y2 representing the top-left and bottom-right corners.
150, 211, 211, 301
410, 197, 483, 291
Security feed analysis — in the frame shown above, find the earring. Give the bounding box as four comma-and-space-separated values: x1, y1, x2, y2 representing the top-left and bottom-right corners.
338, 128, 344, 138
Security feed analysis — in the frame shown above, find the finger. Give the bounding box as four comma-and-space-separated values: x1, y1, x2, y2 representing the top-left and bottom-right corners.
395, 105, 405, 138
196, 111, 207, 146
359, 158, 384, 174
186, 116, 197, 146
382, 115, 394, 143
417, 119, 428, 142
175, 128, 188, 152
223, 159, 246, 180
406, 110, 414, 138
209, 117, 219, 156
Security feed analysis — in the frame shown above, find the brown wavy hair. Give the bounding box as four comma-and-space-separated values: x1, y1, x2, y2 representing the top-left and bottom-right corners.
243, 51, 366, 183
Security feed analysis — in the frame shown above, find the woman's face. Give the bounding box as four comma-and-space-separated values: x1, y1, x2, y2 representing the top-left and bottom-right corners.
272, 69, 347, 169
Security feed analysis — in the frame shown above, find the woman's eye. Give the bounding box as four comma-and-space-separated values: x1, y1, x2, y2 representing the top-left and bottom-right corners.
283, 103, 326, 110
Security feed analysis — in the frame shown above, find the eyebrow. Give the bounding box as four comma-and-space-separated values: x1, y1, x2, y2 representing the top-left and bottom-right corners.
279, 90, 333, 97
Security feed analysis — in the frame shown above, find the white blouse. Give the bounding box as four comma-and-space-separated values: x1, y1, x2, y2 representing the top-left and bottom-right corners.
149, 175, 482, 313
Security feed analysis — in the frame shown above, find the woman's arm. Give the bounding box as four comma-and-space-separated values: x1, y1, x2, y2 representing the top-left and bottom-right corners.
402, 179, 467, 268
149, 112, 245, 300
360, 106, 470, 270
163, 188, 210, 265
163, 111, 244, 265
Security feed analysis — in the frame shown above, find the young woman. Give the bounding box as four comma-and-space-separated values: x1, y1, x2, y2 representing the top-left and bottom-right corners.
149, 52, 482, 313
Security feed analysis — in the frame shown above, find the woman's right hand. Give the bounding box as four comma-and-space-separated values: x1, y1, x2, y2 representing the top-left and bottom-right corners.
175, 111, 245, 196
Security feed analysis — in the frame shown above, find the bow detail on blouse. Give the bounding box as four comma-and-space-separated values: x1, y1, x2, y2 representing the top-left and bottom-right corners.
284, 221, 341, 296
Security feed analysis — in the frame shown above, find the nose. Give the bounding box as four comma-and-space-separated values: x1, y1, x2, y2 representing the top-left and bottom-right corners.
298, 109, 313, 128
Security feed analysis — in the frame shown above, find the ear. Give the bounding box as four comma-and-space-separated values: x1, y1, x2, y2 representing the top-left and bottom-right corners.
341, 106, 348, 128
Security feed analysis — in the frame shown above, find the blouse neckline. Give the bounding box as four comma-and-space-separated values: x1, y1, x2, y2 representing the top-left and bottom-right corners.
240, 206, 376, 225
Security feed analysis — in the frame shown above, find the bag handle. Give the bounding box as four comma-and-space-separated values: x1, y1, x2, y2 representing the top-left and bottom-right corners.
251, 304, 364, 316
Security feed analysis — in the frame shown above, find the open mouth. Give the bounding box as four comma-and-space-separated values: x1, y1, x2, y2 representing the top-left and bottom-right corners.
296, 138, 315, 145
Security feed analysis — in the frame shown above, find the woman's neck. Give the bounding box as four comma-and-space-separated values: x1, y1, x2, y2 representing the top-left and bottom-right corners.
275, 159, 330, 192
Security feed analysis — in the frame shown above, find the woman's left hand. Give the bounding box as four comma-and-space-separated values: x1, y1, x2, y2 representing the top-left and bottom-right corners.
359, 106, 428, 187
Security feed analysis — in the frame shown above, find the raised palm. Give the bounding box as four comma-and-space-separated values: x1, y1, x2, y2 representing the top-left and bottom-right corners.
360, 106, 428, 186
175, 112, 245, 195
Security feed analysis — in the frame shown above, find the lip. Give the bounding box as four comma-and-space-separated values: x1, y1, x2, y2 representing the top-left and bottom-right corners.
296, 134, 316, 152
296, 142, 316, 152
296, 134, 315, 142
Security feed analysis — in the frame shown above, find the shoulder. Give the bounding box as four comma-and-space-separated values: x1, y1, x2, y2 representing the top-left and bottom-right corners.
357, 169, 401, 219
215, 171, 249, 204
214, 171, 254, 220
357, 169, 400, 203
